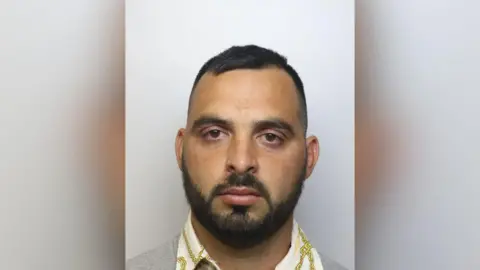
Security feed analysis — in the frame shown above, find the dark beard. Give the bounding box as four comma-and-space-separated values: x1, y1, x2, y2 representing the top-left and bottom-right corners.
181, 156, 306, 249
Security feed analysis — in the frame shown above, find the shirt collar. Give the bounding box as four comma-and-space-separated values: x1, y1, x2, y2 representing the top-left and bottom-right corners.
176, 211, 323, 270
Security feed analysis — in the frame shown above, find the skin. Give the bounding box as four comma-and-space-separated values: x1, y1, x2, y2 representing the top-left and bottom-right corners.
175, 67, 320, 269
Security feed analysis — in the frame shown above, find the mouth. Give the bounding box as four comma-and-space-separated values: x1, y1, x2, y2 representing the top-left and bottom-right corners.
218, 187, 261, 206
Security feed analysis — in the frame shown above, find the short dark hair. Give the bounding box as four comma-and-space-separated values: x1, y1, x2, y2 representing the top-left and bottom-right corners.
189, 44, 308, 133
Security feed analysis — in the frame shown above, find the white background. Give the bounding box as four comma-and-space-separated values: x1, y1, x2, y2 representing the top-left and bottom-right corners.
126, 1, 354, 269
0, 1, 123, 270
356, 0, 480, 269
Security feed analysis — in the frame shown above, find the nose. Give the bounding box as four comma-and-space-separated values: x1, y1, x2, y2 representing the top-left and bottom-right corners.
226, 137, 258, 174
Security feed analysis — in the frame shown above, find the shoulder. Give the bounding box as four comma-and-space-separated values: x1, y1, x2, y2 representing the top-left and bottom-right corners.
318, 251, 349, 270
126, 235, 180, 270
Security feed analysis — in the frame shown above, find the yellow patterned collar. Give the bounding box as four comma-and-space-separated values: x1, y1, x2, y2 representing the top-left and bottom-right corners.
175, 212, 324, 270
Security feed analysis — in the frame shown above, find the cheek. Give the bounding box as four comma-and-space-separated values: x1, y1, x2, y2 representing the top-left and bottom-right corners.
185, 144, 227, 194
259, 153, 304, 202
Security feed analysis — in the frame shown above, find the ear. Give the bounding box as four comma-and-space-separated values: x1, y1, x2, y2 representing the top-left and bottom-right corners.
305, 135, 320, 179
175, 128, 186, 170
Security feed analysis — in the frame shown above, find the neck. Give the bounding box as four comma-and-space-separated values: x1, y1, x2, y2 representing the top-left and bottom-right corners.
191, 214, 294, 270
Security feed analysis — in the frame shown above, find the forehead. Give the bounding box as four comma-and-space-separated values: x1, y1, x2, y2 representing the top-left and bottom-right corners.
188, 68, 301, 125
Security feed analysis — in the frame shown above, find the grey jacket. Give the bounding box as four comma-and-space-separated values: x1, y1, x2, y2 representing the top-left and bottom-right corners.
126, 235, 348, 270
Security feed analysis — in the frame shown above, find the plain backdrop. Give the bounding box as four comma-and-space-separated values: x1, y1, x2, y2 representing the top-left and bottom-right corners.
126, 1, 354, 269
355, 0, 480, 269
0, 1, 123, 270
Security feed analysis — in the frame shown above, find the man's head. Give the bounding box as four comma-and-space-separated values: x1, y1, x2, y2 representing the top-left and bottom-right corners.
175, 45, 319, 249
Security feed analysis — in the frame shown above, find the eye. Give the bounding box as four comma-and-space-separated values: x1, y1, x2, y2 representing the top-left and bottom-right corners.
264, 133, 279, 142
202, 128, 226, 141
260, 132, 284, 146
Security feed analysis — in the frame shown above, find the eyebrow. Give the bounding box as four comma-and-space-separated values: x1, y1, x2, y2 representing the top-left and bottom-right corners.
253, 118, 295, 135
191, 115, 232, 130
190, 115, 295, 135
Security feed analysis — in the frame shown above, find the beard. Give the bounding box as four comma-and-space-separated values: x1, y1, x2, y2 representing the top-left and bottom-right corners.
181, 155, 306, 249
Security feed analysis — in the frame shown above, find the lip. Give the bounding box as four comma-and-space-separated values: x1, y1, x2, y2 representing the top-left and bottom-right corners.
220, 187, 261, 196
218, 187, 261, 206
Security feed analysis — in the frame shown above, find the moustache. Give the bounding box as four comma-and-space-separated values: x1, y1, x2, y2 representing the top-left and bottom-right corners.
209, 173, 271, 202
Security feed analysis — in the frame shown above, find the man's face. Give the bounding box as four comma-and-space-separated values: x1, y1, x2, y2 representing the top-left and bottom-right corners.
176, 68, 319, 248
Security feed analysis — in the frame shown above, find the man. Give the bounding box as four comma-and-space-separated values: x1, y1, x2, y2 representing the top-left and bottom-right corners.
127, 45, 347, 270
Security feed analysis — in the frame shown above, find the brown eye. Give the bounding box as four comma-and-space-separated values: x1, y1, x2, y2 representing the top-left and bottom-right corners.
260, 133, 284, 147
207, 129, 221, 138
202, 128, 226, 141
264, 133, 278, 142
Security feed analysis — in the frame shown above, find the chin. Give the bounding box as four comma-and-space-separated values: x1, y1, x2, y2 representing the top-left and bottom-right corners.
215, 207, 269, 225
218, 201, 268, 216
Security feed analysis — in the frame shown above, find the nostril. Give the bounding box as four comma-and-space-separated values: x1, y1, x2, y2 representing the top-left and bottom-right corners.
226, 164, 257, 174
226, 164, 236, 173
246, 166, 256, 174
